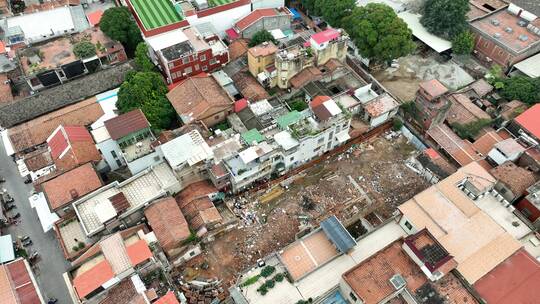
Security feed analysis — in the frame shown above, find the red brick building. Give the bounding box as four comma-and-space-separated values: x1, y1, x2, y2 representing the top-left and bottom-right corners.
145, 24, 229, 84
470, 3, 540, 70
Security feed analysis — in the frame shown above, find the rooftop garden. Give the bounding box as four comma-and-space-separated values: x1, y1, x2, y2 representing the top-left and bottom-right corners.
130, 0, 183, 30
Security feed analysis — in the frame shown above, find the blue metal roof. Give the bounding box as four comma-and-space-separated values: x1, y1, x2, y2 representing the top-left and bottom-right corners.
288, 8, 302, 20
321, 216, 356, 254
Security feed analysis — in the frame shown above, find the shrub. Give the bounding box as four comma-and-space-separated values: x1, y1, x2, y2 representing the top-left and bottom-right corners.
274, 273, 285, 282
257, 285, 268, 295
240, 275, 260, 287
73, 41, 96, 58
260, 265, 276, 277
78, 241, 85, 249
289, 100, 308, 112
72, 246, 79, 252
452, 30, 475, 55
452, 119, 492, 139
264, 279, 275, 288
392, 117, 403, 131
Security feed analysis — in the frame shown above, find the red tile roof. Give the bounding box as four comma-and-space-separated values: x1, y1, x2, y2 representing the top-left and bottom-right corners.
474, 249, 540, 304
419, 79, 448, 98
472, 131, 503, 155
425, 148, 440, 160
234, 98, 248, 113
515, 104, 540, 139
126, 240, 153, 266
87, 10, 103, 27
310, 95, 331, 108
235, 8, 277, 31
0, 41, 5, 54
47, 125, 94, 159
310, 28, 340, 45
427, 124, 480, 166
104, 109, 150, 140
155, 291, 180, 304
2, 259, 41, 304
73, 260, 115, 299
145, 197, 190, 252
225, 28, 240, 40
41, 163, 102, 210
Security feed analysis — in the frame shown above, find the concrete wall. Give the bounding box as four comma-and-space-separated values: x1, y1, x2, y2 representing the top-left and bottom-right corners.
241, 15, 291, 39
248, 52, 275, 77
187, 4, 252, 37
251, 0, 285, 9
127, 150, 163, 175
97, 138, 125, 171
315, 39, 347, 66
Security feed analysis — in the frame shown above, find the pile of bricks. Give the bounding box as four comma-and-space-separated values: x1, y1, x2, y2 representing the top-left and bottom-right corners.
180, 279, 226, 304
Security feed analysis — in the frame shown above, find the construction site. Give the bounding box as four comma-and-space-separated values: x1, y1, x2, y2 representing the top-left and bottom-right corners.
180, 132, 431, 287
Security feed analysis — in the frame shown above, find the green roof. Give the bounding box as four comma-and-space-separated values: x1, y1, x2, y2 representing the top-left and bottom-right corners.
277, 111, 302, 129
130, 0, 183, 30
208, 0, 235, 7
242, 129, 265, 145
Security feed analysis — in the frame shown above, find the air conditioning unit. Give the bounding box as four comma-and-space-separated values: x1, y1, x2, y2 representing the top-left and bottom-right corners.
389, 274, 406, 290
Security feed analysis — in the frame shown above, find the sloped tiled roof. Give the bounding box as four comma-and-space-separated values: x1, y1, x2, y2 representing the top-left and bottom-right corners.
235, 8, 278, 31
0, 259, 42, 304
310, 28, 340, 45
427, 124, 480, 166
145, 197, 190, 252
41, 163, 102, 210
490, 162, 537, 196
419, 79, 448, 98
126, 239, 153, 266
155, 291, 180, 304
73, 260, 115, 299
104, 109, 150, 140
167, 74, 233, 123
47, 125, 94, 159
515, 104, 540, 139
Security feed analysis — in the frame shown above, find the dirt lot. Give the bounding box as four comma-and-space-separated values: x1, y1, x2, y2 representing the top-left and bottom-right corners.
373, 54, 475, 102
181, 134, 430, 287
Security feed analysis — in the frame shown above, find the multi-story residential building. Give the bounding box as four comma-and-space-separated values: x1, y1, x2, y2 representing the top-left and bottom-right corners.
507, 103, 540, 145
247, 41, 278, 81
272, 28, 348, 89
18, 27, 127, 91
469, 3, 540, 70
100, 109, 163, 175
145, 23, 229, 84
227, 7, 292, 39
222, 95, 351, 192
414, 79, 450, 130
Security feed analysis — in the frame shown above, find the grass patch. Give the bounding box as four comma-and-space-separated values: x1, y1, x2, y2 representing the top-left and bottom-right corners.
240, 274, 260, 287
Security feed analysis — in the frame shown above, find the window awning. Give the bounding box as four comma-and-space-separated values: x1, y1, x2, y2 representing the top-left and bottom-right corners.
225, 28, 239, 40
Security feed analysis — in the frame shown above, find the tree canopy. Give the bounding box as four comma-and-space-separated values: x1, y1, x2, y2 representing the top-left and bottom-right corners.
100, 7, 142, 56
73, 41, 96, 58
301, 0, 321, 16
499, 76, 540, 104
117, 72, 176, 131
134, 42, 155, 72
421, 0, 470, 39
343, 4, 415, 63
249, 30, 277, 47
318, 0, 355, 28
452, 30, 475, 55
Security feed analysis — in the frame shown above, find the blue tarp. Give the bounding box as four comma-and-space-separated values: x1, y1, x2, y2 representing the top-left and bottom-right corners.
288, 8, 301, 20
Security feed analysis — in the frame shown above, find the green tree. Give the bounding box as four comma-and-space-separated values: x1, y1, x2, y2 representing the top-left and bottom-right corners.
499, 76, 540, 104
73, 41, 96, 58
135, 42, 155, 72
318, 0, 355, 28
100, 7, 142, 56
452, 31, 474, 55
452, 119, 492, 139
343, 4, 416, 63
117, 72, 176, 131
421, 0, 470, 39
248, 30, 277, 47
301, 0, 321, 16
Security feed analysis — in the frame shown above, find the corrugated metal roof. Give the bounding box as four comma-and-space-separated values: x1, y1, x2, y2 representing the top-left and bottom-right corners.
320, 215, 356, 254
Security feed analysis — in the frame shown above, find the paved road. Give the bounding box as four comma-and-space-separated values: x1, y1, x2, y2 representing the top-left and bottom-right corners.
0, 140, 72, 303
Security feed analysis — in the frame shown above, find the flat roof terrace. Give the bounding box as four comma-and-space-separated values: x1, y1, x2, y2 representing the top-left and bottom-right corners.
129, 0, 183, 31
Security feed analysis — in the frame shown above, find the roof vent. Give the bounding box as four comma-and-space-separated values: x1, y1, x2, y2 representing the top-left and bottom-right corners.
389, 274, 407, 290
493, 33, 501, 39
519, 34, 529, 41
70, 189, 79, 199
518, 20, 527, 27
505, 27, 513, 33
491, 19, 500, 26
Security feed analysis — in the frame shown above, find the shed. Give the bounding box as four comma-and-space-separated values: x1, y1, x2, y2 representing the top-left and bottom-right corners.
320, 215, 357, 254
398, 12, 451, 53
512, 53, 540, 78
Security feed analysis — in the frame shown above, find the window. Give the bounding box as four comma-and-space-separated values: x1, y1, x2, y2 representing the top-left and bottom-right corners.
202, 65, 208, 71
194, 64, 199, 71
182, 57, 190, 64
200, 54, 206, 61
115, 159, 122, 167
189, 251, 196, 256
111, 151, 118, 158
168, 62, 174, 69
499, 187, 507, 194
521, 208, 532, 218
349, 292, 358, 302
289, 156, 294, 161
404, 220, 413, 230
317, 137, 325, 144
314, 146, 321, 152
214, 114, 220, 120
209, 58, 217, 65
